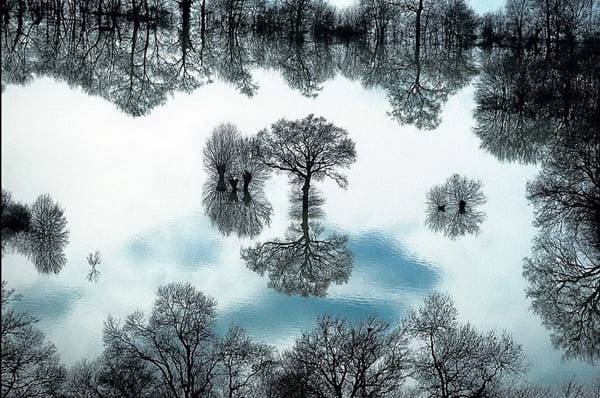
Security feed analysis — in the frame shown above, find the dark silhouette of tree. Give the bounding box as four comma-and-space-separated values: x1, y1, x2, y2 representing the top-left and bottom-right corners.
1, 282, 66, 398
501, 377, 600, 398
523, 232, 600, 363
203, 123, 241, 192
271, 315, 411, 398
527, 140, 600, 251
1, 190, 30, 249
266, 39, 336, 98
242, 115, 355, 295
20, 194, 69, 274
214, 325, 276, 397
407, 293, 527, 398
103, 282, 220, 398
63, 349, 168, 397
86, 250, 102, 283
523, 138, 600, 362
242, 186, 352, 297
257, 114, 356, 189
234, 135, 272, 192
474, 50, 560, 164
97, 282, 278, 397
1, 191, 69, 274
425, 174, 486, 239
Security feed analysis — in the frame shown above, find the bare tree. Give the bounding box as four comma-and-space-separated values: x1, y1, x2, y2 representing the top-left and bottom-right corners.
407, 293, 527, 398
523, 233, 600, 362
202, 176, 273, 239
102, 282, 220, 398
234, 135, 272, 192
425, 174, 486, 239
203, 123, 241, 192
1, 282, 66, 398
214, 325, 275, 398
523, 138, 600, 362
1, 190, 30, 248
242, 187, 352, 296
3, 193, 70, 274
86, 250, 102, 283
273, 315, 410, 398
257, 114, 356, 190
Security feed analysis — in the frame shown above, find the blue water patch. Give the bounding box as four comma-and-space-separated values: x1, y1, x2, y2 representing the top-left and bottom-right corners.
10, 282, 85, 320
218, 230, 441, 340
349, 231, 441, 290
125, 214, 222, 268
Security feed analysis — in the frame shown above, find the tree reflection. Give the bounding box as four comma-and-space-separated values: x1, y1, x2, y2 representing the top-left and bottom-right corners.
474, 45, 600, 163
0, 7, 478, 129
86, 250, 102, 283
202, 176, 273, 239
242, 115, 356, 296
1, 191, 69, 274
524, 138, 600, 362
470, 39, 600, 362
425, 174, 486, 239
242, 187, 352, 297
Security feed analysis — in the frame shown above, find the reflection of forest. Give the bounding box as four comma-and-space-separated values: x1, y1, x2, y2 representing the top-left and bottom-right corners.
474, 45, 600, 362
1, 7, 475, 127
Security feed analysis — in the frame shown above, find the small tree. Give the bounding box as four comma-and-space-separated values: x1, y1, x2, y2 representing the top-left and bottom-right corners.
215, 325, 275, 397
234, 135, 271, 192
203, 123, 241, 191
425, 174, 486, 239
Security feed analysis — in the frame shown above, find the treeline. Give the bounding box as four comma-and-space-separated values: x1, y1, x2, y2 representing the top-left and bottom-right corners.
3, 280, 599, 398
4, 0, 597, 46
473, 42, 600, 362
1, 8, 477, 123
480, 0, 599, 48
1, 0, 479, 45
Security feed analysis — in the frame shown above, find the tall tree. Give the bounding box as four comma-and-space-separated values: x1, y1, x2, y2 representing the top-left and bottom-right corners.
103, 282, 220, 398
273, 316, 410, 397
407, 293, 527, 397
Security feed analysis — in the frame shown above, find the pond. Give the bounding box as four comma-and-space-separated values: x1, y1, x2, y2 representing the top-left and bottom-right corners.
1, 0, 599, 393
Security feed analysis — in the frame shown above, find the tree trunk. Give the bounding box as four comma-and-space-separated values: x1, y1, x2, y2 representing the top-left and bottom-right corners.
229, 177, 239, 191
415, 0, 423, 60
216, 165, 227, 192
200, 0, 206, 45
243, 171, 252, 192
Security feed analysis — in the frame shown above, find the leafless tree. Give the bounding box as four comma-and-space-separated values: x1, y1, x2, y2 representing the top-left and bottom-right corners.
203, 123, 241, 192
257, 114, 356, 190
86, 250, 102, 283
272, 315, 410, 398
242, 187, 352, 296
406, 293, 527, 398
425, 174, 486, 239
234, 135, 272, 192
202, 177, 273, 239
214, 325, 276, 398
1, 282, 66, 398
102, 282, 220, 398
523, 233, 600, 362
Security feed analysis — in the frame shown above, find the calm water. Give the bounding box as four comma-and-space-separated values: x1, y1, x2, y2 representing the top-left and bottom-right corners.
1, 8, 599, 386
